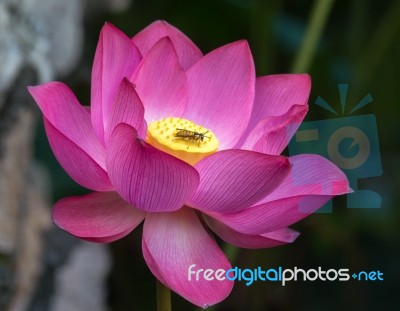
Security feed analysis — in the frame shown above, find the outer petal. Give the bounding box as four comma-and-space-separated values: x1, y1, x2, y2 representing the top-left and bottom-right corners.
91, 23, 141, 144
106, 124, 199, 212
131, 37, 188, 122
28, 82, 113, 191
132, 20, 202, 70
184, 41, 255, 149
187, 150, 290, 213
44, 120, 113, 191
236, 74, 311, 154
205, 216, 300, 249
142, 208, 233, 307
53, 192, 145, 243
105, 78, 147, 144
28, 82, 105, 165
208, 154, 351, 235
252, 74, 311, 118
241, 105, 308, 155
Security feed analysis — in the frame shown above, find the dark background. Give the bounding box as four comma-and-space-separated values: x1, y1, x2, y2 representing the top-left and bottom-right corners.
34, 0, 399, 310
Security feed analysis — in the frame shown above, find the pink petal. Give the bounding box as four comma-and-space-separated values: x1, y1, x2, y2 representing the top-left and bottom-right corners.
28, 82, 113, 191
209, 154, 351, 235
236, 74, 311, 154
142, 208, 233, 307
262, 154, 351, 202
240, 104, 308, 155
53, 192, 145, 243
184, 41, 255, 149
131, 37, 188, 122
83, 228, 136, 243
205, 216, 300, 249
253, 74, 311, 117
106, 124, 199, 212
132, 20, 202, 70
187, 149, 290, 213
44, 120, 113, 191
28, 82, 106, 166
91, 23, 141, 144
105, 78, 147, 144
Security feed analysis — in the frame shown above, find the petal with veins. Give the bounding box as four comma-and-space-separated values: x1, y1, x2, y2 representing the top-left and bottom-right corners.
184, 41, 255, 149
241, 104, 308, 155
132, 20, 202, 70
106, 78, 147, 144
142, 208, 233, 307
106, 124, 199, 212
91, 23, 141, 143
205, 216, 300, 249
207, 154, 351, 235
28, 82, 106, 166
236, 74, 311, 154
187, 149, 290, 213
44, 120, 113, 191
131, 38, 188, 122
53, 192, 145, 243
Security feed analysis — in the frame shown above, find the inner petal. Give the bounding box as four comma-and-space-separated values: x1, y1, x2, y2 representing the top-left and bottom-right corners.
146, 117, 219, 165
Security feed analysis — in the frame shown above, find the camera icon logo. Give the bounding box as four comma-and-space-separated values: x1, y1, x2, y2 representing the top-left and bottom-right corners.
288, 84, 382, 212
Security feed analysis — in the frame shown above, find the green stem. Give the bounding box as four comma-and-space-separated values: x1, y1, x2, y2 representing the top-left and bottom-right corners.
291, 0, 336, 73
157, 280, 171, 311
223, 243, 240, 264
355, 0, 400, 88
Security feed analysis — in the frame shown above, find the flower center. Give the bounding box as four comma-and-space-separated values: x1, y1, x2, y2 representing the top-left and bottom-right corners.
146, 117, 219, 165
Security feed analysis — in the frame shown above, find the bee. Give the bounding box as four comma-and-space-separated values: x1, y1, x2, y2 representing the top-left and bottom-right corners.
173, 129, 211, 149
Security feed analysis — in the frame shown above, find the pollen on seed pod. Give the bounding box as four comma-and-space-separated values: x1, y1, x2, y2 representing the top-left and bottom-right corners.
146, 117, 219, 166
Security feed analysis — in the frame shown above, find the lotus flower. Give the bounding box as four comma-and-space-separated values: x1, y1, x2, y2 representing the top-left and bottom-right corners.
28, 21, 350, 307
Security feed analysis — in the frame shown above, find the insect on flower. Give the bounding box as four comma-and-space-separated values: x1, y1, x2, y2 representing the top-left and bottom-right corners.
173, 128, 211, 148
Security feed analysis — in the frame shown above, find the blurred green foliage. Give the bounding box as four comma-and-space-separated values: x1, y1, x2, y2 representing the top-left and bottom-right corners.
34, 0, 400, 310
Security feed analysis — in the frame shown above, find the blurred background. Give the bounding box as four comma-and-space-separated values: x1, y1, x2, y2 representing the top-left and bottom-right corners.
0, 0, 399, 310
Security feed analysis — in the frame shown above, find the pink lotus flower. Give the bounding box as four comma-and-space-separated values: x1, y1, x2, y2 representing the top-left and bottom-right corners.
28, 21, 350, 307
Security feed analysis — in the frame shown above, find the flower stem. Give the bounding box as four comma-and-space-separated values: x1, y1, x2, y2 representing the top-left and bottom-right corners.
157, 280, 171, 311
223, 243, 240, 264
355, 0, 400, 88
291, 0, 336, 73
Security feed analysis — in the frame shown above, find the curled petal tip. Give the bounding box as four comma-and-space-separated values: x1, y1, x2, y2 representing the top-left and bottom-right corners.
103, 21, 117, 29
289, 230, 301, 242
225, 39, 252, 55
300, 73, 312, 86
155, 19, 169, 25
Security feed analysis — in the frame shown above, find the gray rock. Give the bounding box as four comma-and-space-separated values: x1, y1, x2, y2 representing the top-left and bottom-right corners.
50, 243, 111, 311
0, 1, 91, 311
0, 0, 83, 109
